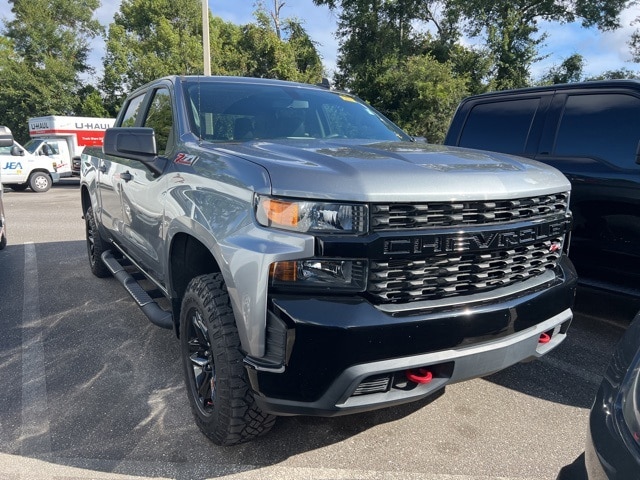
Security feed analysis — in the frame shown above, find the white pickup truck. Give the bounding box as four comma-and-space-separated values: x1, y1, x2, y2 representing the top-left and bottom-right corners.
0, 135, 60, 192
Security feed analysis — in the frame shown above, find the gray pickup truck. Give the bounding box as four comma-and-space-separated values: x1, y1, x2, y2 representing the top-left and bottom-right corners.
80, 75, 577, 445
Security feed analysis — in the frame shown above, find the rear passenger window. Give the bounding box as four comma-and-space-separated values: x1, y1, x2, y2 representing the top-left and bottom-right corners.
120, 94, 145, 128
459, 98, 540, 154
144, 88, 174, 155
554, 93, 640, 169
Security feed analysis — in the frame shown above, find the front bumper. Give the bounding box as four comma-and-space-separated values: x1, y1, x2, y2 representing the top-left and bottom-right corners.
247, 256, 577, 416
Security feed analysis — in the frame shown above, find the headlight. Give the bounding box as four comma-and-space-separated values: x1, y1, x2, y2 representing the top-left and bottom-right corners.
255, 195, 368, 234
270, 259, 368, 292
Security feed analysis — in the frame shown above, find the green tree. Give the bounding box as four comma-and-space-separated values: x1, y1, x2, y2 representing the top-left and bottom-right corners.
237, 5, 322, 82
78, 86, 111, 118
459, 0, 631, 89
314, 0, 424, 96
585, 68, 640, 80
102, 0, 323, 114
284, 19, 324, 83
377, 55, 469, 143
538, 54, 585, 85
0, 0, 103, 142
101, 0, 203, 113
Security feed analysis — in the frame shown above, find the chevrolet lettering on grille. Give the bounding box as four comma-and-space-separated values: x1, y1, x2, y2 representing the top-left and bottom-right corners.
382, 218, 570, 256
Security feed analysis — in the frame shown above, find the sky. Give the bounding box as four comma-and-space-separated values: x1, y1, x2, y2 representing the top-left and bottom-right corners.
0, 0, 638, 81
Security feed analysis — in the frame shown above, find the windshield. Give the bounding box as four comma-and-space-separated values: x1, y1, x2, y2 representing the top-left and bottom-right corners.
23, 139, 43, 154
183, 81, 411, 142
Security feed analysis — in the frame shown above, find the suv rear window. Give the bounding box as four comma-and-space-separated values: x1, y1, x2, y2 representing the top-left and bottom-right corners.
458, 98, 540, 154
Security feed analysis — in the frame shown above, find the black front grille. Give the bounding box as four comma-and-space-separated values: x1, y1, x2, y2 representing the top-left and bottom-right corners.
368, 239, 563, 304
371, 193, 569, 231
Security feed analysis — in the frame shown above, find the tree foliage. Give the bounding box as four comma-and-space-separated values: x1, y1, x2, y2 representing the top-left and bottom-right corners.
101, 0, 323, 115
458, 0, 629, 88
101, 0, 204, 113
314, 0, 424, 95
376, 55, 470, 143
0, 0, 103, 142
318, 0, 633, 93
538, 54, 585, 85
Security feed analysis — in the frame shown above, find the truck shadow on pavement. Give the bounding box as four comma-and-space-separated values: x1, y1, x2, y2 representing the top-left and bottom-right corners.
485, 287, 636, 410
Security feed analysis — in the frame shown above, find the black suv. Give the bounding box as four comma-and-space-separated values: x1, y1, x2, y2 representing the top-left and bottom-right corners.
445, 81, 640, 295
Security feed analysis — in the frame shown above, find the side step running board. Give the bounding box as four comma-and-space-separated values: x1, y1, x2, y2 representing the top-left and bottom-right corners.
101, 251, 174, 329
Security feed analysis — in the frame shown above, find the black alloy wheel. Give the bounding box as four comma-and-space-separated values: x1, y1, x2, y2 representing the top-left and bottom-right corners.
85, 206, 110, 278
179, 273, 275, 445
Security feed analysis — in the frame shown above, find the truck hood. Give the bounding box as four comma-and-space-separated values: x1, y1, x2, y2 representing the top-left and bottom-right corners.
210, 140, 570, 202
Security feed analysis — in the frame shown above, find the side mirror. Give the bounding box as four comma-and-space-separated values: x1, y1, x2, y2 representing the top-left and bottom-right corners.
103, 127, 164, 175
103, 127, 157, 163
11, 146, 24, 156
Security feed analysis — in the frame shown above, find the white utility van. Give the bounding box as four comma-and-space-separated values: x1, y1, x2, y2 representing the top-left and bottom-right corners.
0, 135, 60, 193
27, 116, 115, 177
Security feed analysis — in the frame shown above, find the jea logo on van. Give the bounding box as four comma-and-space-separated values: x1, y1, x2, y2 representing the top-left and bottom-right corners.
3, 162, 22, 170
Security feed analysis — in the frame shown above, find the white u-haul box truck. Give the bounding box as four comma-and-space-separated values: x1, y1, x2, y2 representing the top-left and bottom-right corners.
27, 116, 115, 177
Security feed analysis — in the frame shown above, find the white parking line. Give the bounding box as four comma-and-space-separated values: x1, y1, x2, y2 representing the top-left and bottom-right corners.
21, 242, 52, 458
0, 453, 541, 480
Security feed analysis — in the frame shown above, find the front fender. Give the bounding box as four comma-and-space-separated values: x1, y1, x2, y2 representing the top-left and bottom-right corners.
166, 214, 314, 358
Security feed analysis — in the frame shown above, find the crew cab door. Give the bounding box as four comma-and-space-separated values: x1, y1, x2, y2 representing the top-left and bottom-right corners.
100, 86, 174, 284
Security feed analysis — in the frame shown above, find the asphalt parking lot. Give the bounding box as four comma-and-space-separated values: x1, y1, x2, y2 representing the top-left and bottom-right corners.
1, 179, 638, 480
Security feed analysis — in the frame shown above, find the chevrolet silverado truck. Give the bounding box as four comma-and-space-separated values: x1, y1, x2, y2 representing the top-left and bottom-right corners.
80, 75, 577, 445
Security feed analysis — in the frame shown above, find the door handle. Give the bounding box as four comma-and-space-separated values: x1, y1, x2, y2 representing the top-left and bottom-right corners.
120, 171, 132, 182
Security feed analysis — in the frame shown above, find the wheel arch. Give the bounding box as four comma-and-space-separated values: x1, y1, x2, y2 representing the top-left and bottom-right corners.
81, 184, 92, 214
29, 168, 53, 177
168, 232, 221, 334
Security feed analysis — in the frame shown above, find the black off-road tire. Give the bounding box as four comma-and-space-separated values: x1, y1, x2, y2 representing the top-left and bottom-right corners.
85, 206, 111, 278
180, 273, 276, 445
29, 172, 52, 193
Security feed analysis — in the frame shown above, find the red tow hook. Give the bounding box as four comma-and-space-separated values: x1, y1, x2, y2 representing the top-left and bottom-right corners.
539, 332, 552, 344
406, 368, 433, 384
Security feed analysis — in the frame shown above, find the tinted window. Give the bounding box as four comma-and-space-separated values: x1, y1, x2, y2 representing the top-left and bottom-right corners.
120, 93, 146, 128
554, 93, 640, 169
144, 88, 174, 155
458, 98, 540, 154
